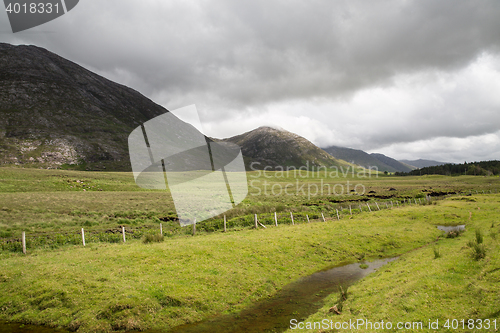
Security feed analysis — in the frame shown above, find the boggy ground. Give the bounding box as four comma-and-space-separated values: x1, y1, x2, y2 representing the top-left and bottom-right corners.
0, 167, 499, 332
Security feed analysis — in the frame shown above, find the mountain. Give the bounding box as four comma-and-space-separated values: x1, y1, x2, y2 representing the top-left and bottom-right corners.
0, 43, 180, 170
399, 159, 448, 169
322, 146, 414, 173
370, 153, 415, 173
322, 146, 393, 172
223, 126, 354, 170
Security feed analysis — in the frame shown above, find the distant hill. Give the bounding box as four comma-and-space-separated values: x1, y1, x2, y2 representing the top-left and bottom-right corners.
400, 159, 448, 169
396, 160, 500, 176
223, 127, 354, 170
0, 43, 184, 170
370, 153, 415, 173
322, 146, 414, 172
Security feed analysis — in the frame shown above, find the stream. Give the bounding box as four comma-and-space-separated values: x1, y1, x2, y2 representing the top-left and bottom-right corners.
153, 257, 396, 333
0, 257, 396, 333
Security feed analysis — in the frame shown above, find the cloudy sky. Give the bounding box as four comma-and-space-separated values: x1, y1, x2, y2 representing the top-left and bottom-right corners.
1, 0, 500, 163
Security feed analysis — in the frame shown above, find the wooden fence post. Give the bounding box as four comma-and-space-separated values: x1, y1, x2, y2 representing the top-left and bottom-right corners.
81, 228, 85, 246
290, 212, 294, 225
274, 212, 278, 226
254, 214, 258, 229
336, 209, 340, 220
22, 231, 26, 254
366, 203, 372, 212
160, 223, 163, 236
375, 202, 380, 211
122, 226, 126, 243
349, 205, 352, 216
414, 198, 417, 205
321, 213, 326, 222
224, 215, 227, 232
306, 215, 310, 223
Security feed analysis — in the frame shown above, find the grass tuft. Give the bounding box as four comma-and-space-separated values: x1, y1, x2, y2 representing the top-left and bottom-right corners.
335, 286, 349, 313
475, 229, 484, 244
446, 229, 463, 238
472, 243, 486, 260
433, 246, 441, 259
142, 234, 164, 244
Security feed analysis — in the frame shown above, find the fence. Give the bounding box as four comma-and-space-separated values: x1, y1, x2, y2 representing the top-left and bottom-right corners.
1, 189, 497, 254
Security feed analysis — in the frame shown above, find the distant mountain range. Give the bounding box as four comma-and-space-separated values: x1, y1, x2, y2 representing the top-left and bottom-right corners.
0, 43, 449, 172
399, 159, 449, 169
321, 146, 417, 173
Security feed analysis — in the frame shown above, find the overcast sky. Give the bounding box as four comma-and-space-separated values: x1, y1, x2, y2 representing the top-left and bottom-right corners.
1, 0, 500, 163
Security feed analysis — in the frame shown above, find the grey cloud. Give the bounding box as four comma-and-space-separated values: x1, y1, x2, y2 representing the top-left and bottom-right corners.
5, 0, 500, 106
2, 0, 500, 161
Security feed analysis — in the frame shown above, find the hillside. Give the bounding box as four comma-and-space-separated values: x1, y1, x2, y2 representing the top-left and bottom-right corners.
0, 43, 177, 170
223, 127, 354, 170
322, 146, 414, 172
370, 153, 415, 173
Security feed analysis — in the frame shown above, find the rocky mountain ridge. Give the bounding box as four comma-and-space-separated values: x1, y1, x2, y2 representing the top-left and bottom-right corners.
223, 126, 354, 170
0, 43, 170, 170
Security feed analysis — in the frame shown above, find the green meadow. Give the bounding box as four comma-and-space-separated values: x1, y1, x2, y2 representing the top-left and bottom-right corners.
0, 167, 499, 332
283, 195, 500, 333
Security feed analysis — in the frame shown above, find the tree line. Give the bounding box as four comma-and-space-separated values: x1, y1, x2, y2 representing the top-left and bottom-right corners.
395, 160, 500, 176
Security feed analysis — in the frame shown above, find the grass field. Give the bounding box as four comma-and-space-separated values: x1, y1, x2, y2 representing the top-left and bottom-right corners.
0, 167, 499, 332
